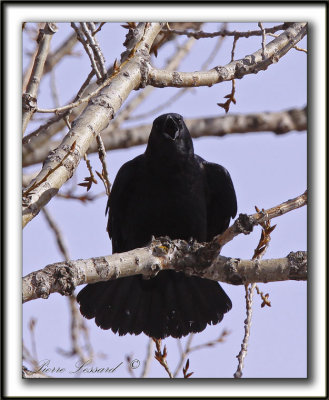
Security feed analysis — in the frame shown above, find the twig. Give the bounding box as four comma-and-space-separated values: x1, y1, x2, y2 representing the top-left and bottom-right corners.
162, 23, 292, 40
267, 32, 307, 53
255, 286, 271, 308
153, 339, 173, 378
78, 153, 98, 192
217, 34, 238, 113
71, 22, 104, 81
22, 22, 58, 134
84, 22, 107, 77
57, 191, 105, 203
234, 283, 256, 378
258, 22, 267, 60
141, 338, 154, 378
93, 22, 106, 36
125, 354, 136, 378
22, 69, 95, 147
182, 359, 194, 379
174, 330, 229, 377
174, 334, 194, 377
35, 69, 112, 113
234, 207, 275, 378
215, 190, 307, 249
42, 206, 94, 365
42, 207, 70, 260
95, 135, 111, 196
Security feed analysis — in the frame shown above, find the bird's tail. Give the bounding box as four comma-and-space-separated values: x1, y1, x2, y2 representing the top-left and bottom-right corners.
77, 270, 232, 339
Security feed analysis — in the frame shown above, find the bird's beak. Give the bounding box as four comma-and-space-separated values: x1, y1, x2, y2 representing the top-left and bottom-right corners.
164, 115, 180, 140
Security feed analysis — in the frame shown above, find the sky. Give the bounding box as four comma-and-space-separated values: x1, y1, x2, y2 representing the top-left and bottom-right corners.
22, 21, 307, 380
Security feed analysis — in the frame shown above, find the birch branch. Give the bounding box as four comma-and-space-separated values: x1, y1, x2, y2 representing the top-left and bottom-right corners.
21, 23, 198, 156
22, 243, 307, 304
22, 107, 307, 167
22, 23, 164, 228
23, 191, 307, 303
162, 23, 290, 40
148, 23, 307, 88
215, 190, 307, 248
22, 22, 58, 134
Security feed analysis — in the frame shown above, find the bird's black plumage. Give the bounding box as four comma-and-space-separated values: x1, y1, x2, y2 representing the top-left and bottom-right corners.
77, 113, 237, 339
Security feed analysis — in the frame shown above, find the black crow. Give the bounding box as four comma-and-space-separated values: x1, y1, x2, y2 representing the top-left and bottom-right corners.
77, 113, 237, 339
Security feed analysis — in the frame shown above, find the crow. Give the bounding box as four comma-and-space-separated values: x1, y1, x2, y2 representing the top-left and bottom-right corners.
77, 113, 237, 339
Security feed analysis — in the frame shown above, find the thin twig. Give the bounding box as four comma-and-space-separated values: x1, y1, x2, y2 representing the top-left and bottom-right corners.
216, 190, 307, 249
153, 339, 173, 378
78, 153, 98, 192
174, 330, 229, 377
95, 135, 111, 196
258, 22, 267, 60
71, 22, 103, 81
234, 208, 275, 378
141, 338, 154, 378
234, 283, 256, 378
267, 32, 307, 53
93, 22, 106, 36
173, 334, 194, 377
162, 23, 292, 40
217, 33, 238, 113
42, 206, 94, 365
22, 69, 95, 146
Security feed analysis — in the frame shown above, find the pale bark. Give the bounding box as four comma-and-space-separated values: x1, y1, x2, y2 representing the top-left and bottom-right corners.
23, 192, 307, 303
22, 107, 306, 167
22, 240, 307, 303
22, 23, 58, 134
148, 23, 307, 88
22, 23, 164, 228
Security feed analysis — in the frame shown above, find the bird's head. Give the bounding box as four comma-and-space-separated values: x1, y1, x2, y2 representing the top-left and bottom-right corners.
146, 113, 194, 160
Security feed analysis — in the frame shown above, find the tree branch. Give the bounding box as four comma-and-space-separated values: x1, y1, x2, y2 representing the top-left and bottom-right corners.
22, 22, 58, 134
22, 242, 307, 304
162, 23, 291, 40
22, 107, 307, 167
22, 23, 164, 228
23, 191, 307, 303
148, 23, 307, 88
215, 190, 307, 248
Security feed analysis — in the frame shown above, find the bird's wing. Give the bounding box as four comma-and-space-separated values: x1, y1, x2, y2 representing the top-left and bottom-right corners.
106, 155, 143, 253
198, 157, 237, 241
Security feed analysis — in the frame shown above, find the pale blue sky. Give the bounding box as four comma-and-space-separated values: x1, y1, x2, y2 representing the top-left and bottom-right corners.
23, 22, 307, 379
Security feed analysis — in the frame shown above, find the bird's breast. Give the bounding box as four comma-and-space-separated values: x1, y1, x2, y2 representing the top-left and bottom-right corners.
126, 164, 208, 245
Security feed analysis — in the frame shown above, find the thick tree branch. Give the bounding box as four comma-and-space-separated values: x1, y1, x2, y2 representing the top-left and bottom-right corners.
22, 23, 164, 228
22, 107, 306, 167
148, 23, 307, 88
22, 242, 307, 303
23, 192, 307, 303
